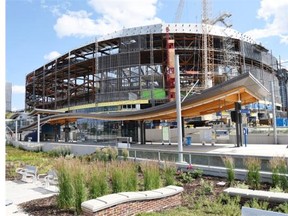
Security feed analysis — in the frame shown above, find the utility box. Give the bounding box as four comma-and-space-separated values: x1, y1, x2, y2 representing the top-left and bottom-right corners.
215, 130, 229, 141
116, 137, 131, 148
199, 128, 215, 145
186, 136, 192, 145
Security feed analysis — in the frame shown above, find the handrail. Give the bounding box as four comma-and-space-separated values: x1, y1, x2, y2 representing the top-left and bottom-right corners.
125, 147, 286, 172
127, 147, 277, 160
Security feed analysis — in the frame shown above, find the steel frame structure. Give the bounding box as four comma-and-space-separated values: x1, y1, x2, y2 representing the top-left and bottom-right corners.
25, 23, 282, 112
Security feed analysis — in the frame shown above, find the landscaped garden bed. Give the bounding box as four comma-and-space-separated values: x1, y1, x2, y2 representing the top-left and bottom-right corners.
6, 144, 288, 216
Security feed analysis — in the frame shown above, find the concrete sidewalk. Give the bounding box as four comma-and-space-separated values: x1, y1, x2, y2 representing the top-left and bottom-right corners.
6, 180, 58, 215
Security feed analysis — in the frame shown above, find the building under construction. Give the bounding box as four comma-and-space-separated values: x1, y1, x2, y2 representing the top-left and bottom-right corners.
25, 23, 287, 141
25, 23, 285, 110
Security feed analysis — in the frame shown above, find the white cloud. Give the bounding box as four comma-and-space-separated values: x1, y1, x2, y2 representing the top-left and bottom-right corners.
245, 0, 288, 44
54, 10, 100, 38
280, 34, 288, 44
44, 51, 61, 61
41, 0, 70, 16
54, 0, 162, 38
12, 85, 25, 94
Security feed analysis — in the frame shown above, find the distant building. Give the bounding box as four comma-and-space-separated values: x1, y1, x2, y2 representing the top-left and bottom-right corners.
277, 68, 288, 115
6, 82, 12, 112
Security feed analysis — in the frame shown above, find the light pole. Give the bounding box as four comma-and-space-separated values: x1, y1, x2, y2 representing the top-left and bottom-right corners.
270, 81, 277, 144
37, 114, 40, 143
15, 120, 18, 142
175, 55, 183, 162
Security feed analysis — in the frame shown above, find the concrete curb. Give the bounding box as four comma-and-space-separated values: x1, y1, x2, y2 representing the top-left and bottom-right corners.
224, 187, 288, 203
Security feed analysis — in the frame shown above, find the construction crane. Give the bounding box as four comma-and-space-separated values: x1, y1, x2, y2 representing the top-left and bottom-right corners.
165, 26, 176, 101
202, 0, 233, 89
202, 0, 213, 89
165, 0, 185, 101
175, 0, 185, 22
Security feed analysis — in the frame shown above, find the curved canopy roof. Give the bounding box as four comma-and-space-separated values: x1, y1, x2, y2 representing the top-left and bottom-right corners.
20, 72, 269, 132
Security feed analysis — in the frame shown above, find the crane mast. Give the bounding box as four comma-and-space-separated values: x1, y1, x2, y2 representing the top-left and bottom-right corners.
202, 0, 214, 89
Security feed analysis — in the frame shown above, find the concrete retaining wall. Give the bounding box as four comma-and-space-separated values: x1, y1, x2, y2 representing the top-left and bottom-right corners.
41, 142, 99, 156
224, 187, 288, 203
145, 128, 288, 144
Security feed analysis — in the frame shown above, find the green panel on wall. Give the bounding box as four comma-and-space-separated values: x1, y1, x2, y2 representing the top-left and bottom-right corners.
141, 89, 166, 99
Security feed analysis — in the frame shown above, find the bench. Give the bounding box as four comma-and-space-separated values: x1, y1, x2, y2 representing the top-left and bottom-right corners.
38, 170, 59, 192
16, 165, 37, 183
116, 137, 132, 148
81, 185, 183, 216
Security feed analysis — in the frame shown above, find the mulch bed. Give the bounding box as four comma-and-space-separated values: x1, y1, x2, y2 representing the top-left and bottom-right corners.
19, 195, 75, 216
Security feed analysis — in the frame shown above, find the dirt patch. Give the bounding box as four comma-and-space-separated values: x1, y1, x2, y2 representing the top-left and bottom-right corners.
19, 195, 75, 216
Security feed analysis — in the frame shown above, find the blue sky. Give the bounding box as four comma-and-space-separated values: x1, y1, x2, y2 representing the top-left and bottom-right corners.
5, 0, 288, 111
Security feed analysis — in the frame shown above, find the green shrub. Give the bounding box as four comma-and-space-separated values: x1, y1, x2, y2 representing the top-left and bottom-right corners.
55, 158, 74, 209
71, 160, 87, 215
186, 192, 241, 216
234, 181, 249, 189
244, 198, 270, 211
122, 149, 129, 161
142, 162, 161, 190
275, 203, 288, 214
107, 146, 118, 161
88, 162, 108, 198
163, 162, 176, 186
124, 161, 138, 191
244, 157, 261, 189
92, 147, 118, 162
270, 157, 288, 191
222, 156, 235, 186
278, 158, 288, 191
48, 146, 72, 157
177, 171, 194, 184
110, 161, 125, 193
191, 168, 203, 179
99, 147, 110, 162
270, 157, 281, 188
198, 179, 214, 195
269, 186, 284, 193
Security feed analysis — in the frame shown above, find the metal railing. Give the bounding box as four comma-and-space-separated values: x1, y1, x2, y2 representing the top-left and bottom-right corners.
127, 147, 278, 172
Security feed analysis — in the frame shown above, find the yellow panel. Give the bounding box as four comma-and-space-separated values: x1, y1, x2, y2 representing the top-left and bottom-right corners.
57, 100, 149, 111
97, 100, 149, 107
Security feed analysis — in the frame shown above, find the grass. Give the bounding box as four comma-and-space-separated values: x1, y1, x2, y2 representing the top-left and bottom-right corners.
222, 156, 235, 186
141, 161, 161, 190
54, 158, 74, 209
110, 161, 126, 193
163, 162, 176, 186
269, 156, 288, 191
244, 157, 261, 189
71, 159, 87, 214
88, 162, 109, 198
6, 144, 55, 179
